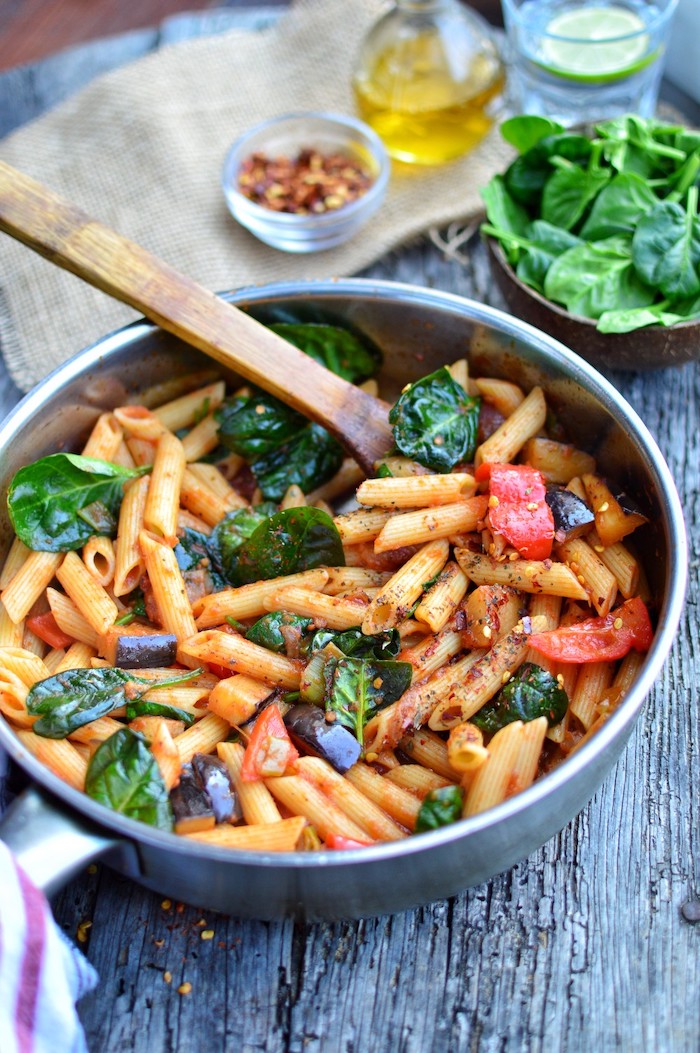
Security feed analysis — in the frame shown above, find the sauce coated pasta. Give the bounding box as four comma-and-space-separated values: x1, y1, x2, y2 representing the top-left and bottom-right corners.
0, 328, 653, 851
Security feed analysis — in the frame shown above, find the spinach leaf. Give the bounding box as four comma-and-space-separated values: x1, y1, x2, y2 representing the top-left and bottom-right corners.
544, 235, 656, 319
28, 666, 201, 738
504, 133, 592, 208
124, 699, 195, 725
8, 454, 150, 552
480, 176, 530, 263
85, 728, 173, 830
174, 526, 227, 592
471, 662, 568, 733
306, 626, 401, 660
246, 611, 314, 654
415, 785, 464, 833
515, 221, 581, 292
541, 162, 611, 231
249, 423, 344, 503
632, 189, 700, 300
500, 115, 564, 154
580, 172, 659, 241
324, 655, 412, 743
269, 323, 381, 383
215, 391, 344, 502
230, 507, 345, 586
208, 503, 277, 583
388, 366, 480, 473
597, 295, 700, 332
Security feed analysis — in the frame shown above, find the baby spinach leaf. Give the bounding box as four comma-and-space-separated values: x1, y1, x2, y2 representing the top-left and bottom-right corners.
306, 627, 401, 660
504, 133, 592, 208
544, 236, 656, 319
580, 172, 659, 241
415, 785, 464, 833
85, 728, 173, 831
230, 507, 345, 586
597, 294, 700, 332
500, 115, 564, 154
480, 176, 530, 262
324, 655, 412, 744
208, 503, 277, 583
8, 453, 150, 552
124, 699, 195, 725
389, 366, 480, 473
28, 666, 201, 738
246, 611, 314, 654
269, 323, 381, 383
632, 190, 700, 300
515, 221, 581, 292
174, 526, 227, 592
249, 423, 344, 502
471, 662, 568, 733
541, 163, 611, 231
216, 392, 306, 459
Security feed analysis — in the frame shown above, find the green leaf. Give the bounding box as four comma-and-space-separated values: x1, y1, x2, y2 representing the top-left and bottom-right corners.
85, 728, 173, 830
544, 236, 656, 320
7, 454, 150, 552
208, 503, 277, 583
249, 423, 344, 503
324, 656, 412, 744
415, 785, 464, 833
246, 611, 314, 654
480, 176, 530, 263
503, 134, 592, 208
471, 662, 568, 733
216, 392, 305, 459
541, 163, 611, 231
305, 627, 401, 660
269, 323, 381, 383
580, 172, 659, 241
27, 666, 201, 738
230, 507, 345, 586
500, 115, 565, 154
388, 366, 480, 473
124, 699, 195, 725
632, 191, 700, 300
515, 220, 581, 293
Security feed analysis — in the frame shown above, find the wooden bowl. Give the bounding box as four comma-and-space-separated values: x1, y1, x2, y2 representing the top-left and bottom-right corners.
485, 237, 700, 371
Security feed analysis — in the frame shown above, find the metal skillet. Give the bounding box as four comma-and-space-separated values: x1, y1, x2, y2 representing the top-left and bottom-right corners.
0, 176, 688, 921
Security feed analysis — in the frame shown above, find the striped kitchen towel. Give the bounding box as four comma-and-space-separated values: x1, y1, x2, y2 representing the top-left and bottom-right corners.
0, 840, 97, 1053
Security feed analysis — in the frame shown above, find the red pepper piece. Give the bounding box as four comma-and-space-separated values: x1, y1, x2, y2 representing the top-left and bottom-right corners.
207, 662, 233, 681
25, 611, 74, 649
477, 462, 554, 561
528, 596, 653, 663
240, 703, 299, 782
324, 833, 373, 850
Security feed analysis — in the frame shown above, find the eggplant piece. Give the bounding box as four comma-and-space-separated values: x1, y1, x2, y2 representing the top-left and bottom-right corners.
115, 632, 178, 668
545, 486, 595, 542
192, 752, 241, 824
284, 704, 362, 774
170, 765, 215, 834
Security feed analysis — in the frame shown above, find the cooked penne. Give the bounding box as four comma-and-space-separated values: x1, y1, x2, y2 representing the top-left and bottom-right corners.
413, 561, 469, 633
187, 462, 247, 509
194, 569, 330, 627
144, 430, 186, 543
265, 585, 370, 632
521, 437, 596, 484
56, 552, 119, 636
588, 529, 640, 599
345, 763, 421, 830
462, 721, 524, 817
374, 497, 488, 553
0, 537, 31, 590
461, 583, 522, 648
555, 537, 618, 616
383, 765, 452, 797
474, 376, 524, 417
180, 413, 222, 463
455, 549, 589, 601
47, 588, 99, 648
475, 386, 546, 467
82, 536, 116, 589
362, 539, 450, 634
305, 458, 365, 504
295, 757, 407, 840
185, 816, 307, 851
2, 552, 64, 624
217, 741, 283, 825
152, 381, 226, 432
357, 473, 476, 509
113, 475, 149, 596
174, 713, 231, 764
17, 730, 87, 791
447, 723, 489, 774
139, 532, 198, 657
181, 630, 301, 689
265, 774, 371, 842
334, 507, 393, 545
81, 412, 124, 462
114, 405, 167, 441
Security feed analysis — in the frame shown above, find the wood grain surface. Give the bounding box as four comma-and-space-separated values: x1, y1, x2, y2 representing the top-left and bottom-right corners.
0, 12, 697, 1053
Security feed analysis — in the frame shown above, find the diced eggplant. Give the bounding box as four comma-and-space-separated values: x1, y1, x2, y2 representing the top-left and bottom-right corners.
545, 486, 595, 541
115, 633, 178, 668
192, 753, 241, 824
170, 765, 215, 834
284, 704, 362, 773
614, 488, 645, 518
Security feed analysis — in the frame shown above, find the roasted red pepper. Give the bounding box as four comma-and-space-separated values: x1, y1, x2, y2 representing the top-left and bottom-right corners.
240, 703, 299, 782
528, 596, 653, 663
25, 611, 74, 649
476, 462, 554, 560
324, 833, 373, 850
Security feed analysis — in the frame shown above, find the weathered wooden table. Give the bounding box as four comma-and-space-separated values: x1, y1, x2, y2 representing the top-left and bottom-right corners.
0, 11, 698, 1053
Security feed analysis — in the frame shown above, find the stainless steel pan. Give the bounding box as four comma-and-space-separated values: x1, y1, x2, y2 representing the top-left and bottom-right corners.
0, 279, 687, 921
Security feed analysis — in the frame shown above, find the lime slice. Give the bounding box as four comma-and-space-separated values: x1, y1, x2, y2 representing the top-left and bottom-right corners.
538, 5, 653, 84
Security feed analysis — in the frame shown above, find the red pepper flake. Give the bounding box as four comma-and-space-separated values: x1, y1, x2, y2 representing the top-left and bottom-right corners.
238, 149, 373, 214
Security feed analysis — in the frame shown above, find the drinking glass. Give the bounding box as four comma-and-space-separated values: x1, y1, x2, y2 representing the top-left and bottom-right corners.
501, 0, 679, 125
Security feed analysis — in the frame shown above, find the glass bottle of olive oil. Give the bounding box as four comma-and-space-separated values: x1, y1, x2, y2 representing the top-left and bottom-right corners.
353, 0, 504, 165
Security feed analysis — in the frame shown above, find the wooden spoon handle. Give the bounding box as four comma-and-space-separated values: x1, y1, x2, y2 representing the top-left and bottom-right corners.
0, 160, 393, 473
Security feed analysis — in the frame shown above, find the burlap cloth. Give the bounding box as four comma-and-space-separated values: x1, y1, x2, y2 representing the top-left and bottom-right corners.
0, 0, 513, 393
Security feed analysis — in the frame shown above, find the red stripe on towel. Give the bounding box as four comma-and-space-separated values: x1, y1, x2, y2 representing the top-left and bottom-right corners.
15, 865, 46, 1053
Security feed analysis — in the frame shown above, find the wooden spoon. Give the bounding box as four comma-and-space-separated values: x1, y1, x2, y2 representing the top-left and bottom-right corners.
0, 160, 394, 474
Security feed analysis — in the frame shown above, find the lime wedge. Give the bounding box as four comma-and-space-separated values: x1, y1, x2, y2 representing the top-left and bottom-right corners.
538, 5, 653, 84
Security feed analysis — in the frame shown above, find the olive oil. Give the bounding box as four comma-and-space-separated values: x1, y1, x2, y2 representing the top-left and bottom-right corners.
353, 1, 504, 166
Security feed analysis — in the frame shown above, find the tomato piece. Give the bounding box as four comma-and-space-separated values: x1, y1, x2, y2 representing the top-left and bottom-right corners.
324, 833, 373, 850
528, 597, 653, 663
25, 611, 74, 649
477, 463, 554, 561
207, 662, 233, 680
240, 704, 299, 782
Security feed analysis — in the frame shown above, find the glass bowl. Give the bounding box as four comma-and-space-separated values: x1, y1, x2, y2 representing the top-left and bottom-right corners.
221, 112, 390, 253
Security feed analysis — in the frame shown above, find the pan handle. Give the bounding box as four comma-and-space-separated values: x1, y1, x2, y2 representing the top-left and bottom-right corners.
0, 786, 136, 896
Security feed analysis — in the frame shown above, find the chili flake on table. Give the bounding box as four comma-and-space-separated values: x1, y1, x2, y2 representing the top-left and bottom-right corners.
237, 148, 374, 214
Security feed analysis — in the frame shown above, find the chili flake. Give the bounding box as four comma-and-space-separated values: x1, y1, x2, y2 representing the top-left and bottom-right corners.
237, 149, 373, 214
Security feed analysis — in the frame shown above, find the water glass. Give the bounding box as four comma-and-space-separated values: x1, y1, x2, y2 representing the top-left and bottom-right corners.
501, 0, 679, 125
